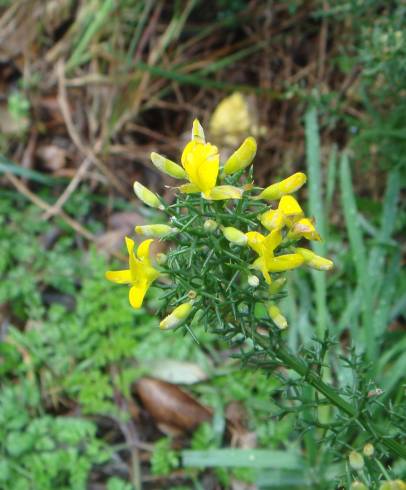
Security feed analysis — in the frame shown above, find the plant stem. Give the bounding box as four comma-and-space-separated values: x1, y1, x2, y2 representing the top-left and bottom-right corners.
254, 333, 406, 460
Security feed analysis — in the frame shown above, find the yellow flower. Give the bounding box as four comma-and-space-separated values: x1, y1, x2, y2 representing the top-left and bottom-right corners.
246, 229, 304, 283
160, 302, 193, 330
179, 119, 243, 200
254, 172, 307, 201
295, 247, 333, 271
105, 237, 159, 309
261, 195, 304, 231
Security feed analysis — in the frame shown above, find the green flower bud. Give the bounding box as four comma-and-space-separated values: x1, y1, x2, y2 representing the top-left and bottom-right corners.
349, 451, 364, 471
203, 219, 218, 232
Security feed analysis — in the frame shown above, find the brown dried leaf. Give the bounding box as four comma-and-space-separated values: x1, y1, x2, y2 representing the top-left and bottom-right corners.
135, 377, 212, 435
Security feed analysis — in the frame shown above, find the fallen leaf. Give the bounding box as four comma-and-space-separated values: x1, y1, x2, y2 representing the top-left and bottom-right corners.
145, 358, 208, 385
135, 377, 212, 435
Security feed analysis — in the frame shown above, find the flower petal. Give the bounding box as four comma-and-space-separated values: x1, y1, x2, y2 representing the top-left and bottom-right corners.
208, 185, 243, 200
246, 231, 265, 255
263, 229, 282, 254
105, 269, 132, 284
129, 283, 148, 309
179, 182, 200, 194
278, 195, 303, 221
266, 253, 304, 272
196, 151, 219, 194
136, 238, 154, 260
125, 236, 135, 256
260, 209, 285, 231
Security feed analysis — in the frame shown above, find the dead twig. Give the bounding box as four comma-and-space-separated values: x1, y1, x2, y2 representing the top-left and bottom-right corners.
4, 172, 125, 261
42, 156, 92, 220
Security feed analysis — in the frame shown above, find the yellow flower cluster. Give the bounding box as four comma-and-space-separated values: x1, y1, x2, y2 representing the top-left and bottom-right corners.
106, 119, 333, 332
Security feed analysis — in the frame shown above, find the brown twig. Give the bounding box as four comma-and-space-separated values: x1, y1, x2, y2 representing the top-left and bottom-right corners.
42, 156, 92, 220
4, 172, 124, 261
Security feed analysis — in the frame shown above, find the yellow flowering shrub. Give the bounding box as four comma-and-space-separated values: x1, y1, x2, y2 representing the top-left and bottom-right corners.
106, 119, 332, 330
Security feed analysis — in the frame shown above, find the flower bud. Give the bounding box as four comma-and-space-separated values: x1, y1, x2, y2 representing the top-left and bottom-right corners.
223, 137, 257, 175
248, 275, 260, 287
349, 451, 364, 471
222, 226, 248, 246
379, 481, 406, 490
150, 152, 186, 179
268, 277, 286, 294
267, 304, 288, 330
295, 247, 333, 271
363, 443, 374, 457
255, 172, 307, 201
192, 118, 205, 143
160, 302, 193, 330
156, 253, 167, 265
133, 181, 163, 209
135, 224, 177, 238
351, 482, 368, 490
203, 219, 218, 232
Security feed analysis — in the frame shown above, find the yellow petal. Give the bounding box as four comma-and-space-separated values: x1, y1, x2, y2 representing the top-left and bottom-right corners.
181, 140, 219, 194
263, 229, 282, 254
295, 247, 333, 271
251, 257, 272, 284
255, 172, 307, 200
179, 183, 200, 194
192, 119, 205, 143
125, 236, 135, 256
129, 283, 148, 309
266, 253, 304, 272
196, 151, 219, 194
290, 218, 321, 241
150, 152, 186, 179
223, 136, 257, 175
246, 231, 265, 255
278, 195, 303, 221
208, 185, 243, 200
105, 269, 132, 284
136, 238, 154, 260
260, 209, 285, 231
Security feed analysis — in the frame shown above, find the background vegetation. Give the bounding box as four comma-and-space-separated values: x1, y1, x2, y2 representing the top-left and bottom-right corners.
0, 1, 405, 489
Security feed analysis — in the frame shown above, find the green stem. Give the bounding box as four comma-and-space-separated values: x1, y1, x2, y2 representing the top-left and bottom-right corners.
254, 334, 406, 460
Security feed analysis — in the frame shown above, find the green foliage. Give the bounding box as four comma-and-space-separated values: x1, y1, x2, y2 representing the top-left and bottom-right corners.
150, 438, 179, 476
0, 381, 109, 490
